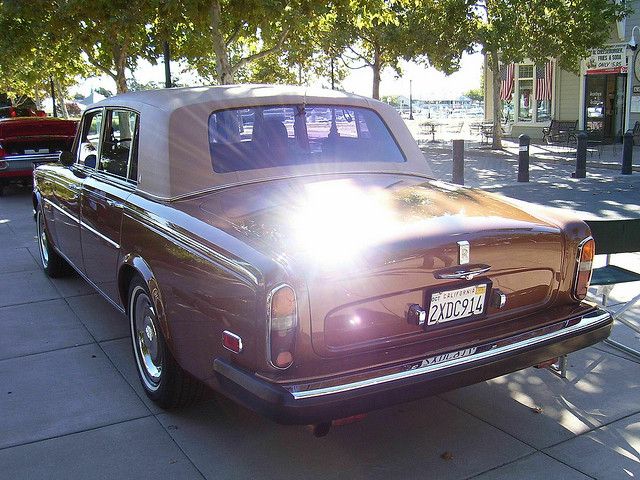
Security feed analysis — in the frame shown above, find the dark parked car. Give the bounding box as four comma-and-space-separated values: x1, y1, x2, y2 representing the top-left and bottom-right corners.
33, 85, 611, 432
0, 106, 77, 194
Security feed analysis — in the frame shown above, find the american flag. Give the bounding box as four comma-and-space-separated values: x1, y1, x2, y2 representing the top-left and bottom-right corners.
535, 61, 553, 100
499, 63, 514, 101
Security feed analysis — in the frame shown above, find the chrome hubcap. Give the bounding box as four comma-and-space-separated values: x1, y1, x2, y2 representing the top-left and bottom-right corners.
37, 211, 49, 267
132, 287, 162, 391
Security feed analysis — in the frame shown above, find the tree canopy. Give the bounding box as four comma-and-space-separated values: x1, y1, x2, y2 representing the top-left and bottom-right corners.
0, 0, 631, 115
0, 0, 92, 107
325, 0, 477, 99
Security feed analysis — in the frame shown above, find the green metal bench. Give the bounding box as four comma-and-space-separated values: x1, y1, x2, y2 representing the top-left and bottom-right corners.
542, 119, 578, 147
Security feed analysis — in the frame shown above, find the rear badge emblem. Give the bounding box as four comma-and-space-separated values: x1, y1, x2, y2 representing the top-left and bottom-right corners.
457, 241, 470, 265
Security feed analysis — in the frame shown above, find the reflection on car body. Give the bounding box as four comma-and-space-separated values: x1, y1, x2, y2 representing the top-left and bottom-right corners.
32, 85, 611, 432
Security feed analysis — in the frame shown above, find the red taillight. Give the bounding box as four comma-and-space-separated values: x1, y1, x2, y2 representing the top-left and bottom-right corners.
268, 285, 297, 369
573, 237, 595, 300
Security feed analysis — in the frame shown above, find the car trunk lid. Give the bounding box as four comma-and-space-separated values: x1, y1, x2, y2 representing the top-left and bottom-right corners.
197, 174, 566, 358
0, 118, 77, 157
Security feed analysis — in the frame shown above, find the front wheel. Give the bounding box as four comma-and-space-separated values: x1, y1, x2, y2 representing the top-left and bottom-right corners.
128, 277, 203, 408
36, 204, 73, 278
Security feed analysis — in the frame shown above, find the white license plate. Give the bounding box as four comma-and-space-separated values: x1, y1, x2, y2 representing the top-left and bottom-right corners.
25, 148, 49, 154
428, 283, 488, 326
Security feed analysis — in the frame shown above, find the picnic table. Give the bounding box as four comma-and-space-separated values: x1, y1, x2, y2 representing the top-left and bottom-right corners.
420, 121, 439, 142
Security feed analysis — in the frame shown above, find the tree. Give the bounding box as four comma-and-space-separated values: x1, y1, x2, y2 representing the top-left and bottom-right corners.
473, 0, 629, 148
56, 0, 159, 94
0, 0, 92, 113
163, 0, 336, 85
464, 88, 484, 102
335, 0, 414, 99
94, 87, 114, 98
329, 0, 477, 100
381, 95, 400, 106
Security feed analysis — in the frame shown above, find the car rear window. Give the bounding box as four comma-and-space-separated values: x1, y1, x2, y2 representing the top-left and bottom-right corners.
208, 104, 405, 173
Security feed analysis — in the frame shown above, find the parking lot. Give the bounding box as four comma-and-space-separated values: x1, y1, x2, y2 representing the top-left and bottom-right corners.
1, 178, 640, 479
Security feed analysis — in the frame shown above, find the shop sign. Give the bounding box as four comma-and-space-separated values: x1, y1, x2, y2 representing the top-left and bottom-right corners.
585, 43, 628, 75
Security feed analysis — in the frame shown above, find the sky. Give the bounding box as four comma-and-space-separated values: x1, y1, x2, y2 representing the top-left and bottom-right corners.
340, 52, 484, 100
75, 51, 484, 102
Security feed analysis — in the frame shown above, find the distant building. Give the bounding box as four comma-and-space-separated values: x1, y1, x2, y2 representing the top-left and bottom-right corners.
485, 5, 640, 142
78, 91, 106, 107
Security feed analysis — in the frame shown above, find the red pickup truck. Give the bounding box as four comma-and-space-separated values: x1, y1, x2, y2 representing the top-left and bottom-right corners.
0, 106, 77, 195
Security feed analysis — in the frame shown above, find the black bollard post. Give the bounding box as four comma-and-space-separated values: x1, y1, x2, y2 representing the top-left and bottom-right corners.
518, 134, 530, 182
574, 132, 587, 178
452, 139, 464, 185
622, 129, 633, 175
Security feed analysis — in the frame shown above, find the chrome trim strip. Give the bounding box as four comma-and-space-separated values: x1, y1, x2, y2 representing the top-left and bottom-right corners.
435, 264, 491, 281
80, 220, 120, 249
288, 310, 611, 400
3, 153, 59, 163
45, 198, 80, 224
44, 198, 120, 249
126, 208, 261, 286
46, 232, 125, 315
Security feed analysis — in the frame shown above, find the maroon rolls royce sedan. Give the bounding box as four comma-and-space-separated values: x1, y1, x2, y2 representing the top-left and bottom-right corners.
33, 85, 611, 429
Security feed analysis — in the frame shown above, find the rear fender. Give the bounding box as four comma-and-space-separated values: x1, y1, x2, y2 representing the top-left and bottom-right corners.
119, 254, 171, 342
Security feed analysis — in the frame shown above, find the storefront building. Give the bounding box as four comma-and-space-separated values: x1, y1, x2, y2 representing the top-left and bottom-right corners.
485, 6, 640, 141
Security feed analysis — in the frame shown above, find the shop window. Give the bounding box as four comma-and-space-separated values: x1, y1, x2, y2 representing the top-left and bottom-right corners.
503, 63, 553, 124
518, 65, 534, 122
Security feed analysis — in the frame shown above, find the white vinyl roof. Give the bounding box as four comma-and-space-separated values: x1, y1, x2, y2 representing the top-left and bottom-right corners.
90, 84, 434, 199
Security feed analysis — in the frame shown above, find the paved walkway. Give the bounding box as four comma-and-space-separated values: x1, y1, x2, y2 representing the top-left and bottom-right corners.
0, 139, 639, 478
420, 135, 640, 220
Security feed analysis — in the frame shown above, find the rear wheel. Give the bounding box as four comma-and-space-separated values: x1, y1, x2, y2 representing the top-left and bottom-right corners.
36, 204, 73, 277
128, 277, 203, 408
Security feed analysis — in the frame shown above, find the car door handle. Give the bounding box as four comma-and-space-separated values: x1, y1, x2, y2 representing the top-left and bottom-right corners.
106, 199, 124, 209
434, 264, 491, 281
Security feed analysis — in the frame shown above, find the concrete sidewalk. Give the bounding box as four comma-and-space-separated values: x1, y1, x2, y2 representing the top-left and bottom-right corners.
1, 143, 640, 478
421, 136, 640, 220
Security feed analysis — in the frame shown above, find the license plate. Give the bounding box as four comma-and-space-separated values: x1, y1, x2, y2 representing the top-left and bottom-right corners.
25, 148, 49, 154
428, 283, 488, 326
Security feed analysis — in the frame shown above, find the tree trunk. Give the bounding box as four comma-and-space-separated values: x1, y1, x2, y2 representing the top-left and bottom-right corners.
372, 46, 381, 100
210, 0, 234, 84
34, 88, 41, 110
115, 69, 128, 94
54, 79, 70, 119
489, 50, 503, 149
112, 42, 129, 94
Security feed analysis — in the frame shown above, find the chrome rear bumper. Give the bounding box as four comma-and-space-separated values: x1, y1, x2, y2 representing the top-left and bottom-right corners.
214, 307, 612, 425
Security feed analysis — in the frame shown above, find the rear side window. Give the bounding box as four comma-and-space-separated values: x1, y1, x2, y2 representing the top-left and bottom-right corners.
208, 104, 405, 173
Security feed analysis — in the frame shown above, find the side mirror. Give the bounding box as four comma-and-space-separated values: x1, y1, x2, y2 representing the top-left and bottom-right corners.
59, 151, 75, 167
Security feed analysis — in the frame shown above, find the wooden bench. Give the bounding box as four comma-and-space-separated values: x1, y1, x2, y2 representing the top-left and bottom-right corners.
585, 218, 640, 361
542, 120, 578, 146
